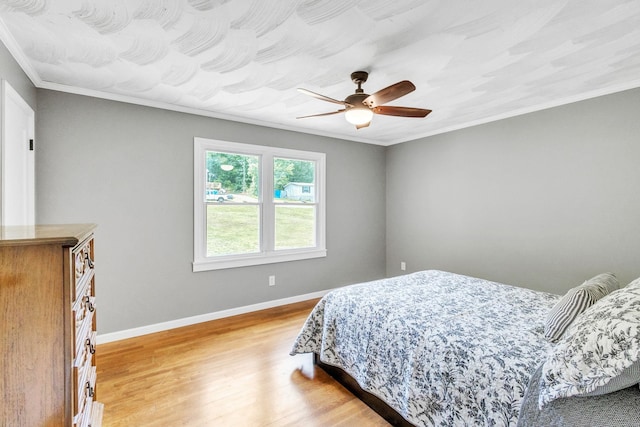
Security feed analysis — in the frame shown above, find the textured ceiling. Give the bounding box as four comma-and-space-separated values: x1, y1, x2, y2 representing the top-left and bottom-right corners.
1, 0, 640, 146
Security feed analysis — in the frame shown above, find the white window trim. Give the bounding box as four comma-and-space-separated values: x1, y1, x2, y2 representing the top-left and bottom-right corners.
193, 137, 326, 272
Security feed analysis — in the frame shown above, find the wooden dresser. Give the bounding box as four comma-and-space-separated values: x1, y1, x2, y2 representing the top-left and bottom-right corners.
1, 224, 103, 426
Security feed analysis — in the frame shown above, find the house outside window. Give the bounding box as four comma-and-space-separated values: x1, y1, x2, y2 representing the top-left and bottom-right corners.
193, 137, 326, 271
282, 182, 314, 201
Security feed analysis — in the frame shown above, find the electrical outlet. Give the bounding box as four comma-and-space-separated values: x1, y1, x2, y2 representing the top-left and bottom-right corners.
269, 275, 276, 286
400, 261, 406, 271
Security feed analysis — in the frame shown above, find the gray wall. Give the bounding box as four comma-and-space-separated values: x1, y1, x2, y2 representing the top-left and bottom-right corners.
386, 88, 640, 294
36, 90, 387, 334
0, 40, 36, 109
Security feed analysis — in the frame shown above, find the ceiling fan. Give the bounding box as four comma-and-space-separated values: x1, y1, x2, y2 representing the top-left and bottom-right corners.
296, 71, 432, 129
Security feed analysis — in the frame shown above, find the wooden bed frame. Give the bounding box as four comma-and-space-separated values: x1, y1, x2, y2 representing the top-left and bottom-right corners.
314, 354, 415, 427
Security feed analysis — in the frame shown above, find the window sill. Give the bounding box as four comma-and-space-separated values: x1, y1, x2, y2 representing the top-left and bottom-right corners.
192, 248, 327, 272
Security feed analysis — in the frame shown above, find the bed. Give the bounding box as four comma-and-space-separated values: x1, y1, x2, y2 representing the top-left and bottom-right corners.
290, 270, 640, 426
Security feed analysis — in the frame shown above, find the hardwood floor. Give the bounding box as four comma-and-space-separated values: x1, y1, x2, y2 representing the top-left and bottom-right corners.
97, 299, 390, 426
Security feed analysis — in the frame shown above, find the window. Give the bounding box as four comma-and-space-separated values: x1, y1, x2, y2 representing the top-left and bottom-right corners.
193, 138, 326, 271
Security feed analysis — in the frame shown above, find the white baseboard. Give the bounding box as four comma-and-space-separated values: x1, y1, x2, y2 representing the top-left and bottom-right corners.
97, 289, 329, 344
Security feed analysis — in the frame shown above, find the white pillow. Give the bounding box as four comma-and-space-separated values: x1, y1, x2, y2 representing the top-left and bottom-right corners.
538, 277, 640, 408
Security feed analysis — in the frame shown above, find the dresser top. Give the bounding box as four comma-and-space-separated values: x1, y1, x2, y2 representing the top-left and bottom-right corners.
0, 224, 96, 247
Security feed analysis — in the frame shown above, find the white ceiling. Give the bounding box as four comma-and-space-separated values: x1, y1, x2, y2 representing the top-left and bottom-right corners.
1, 0, 640, 146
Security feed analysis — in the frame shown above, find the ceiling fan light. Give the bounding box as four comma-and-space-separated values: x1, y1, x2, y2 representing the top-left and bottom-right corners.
345, 107, 373, 125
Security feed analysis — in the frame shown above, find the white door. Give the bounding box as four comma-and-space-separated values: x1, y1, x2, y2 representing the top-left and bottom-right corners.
1, 80, 35, 226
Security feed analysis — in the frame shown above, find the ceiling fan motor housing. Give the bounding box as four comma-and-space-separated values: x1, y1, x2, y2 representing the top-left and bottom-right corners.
345, 93, 369, 108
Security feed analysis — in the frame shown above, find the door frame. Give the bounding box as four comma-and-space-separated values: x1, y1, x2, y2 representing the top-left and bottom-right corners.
0, 79, 36, 225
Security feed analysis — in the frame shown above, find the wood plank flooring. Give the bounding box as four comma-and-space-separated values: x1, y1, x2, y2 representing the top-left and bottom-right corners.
97, 299, 390, 426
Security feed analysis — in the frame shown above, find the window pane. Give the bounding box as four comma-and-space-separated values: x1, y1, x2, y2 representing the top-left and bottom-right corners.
206, 151, 259, 201
273, 158, 315, 203
207, 205, 260, 256
275, 205, 316, 250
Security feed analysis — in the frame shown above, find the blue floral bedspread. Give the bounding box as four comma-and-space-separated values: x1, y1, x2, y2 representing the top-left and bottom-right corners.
290, 270, 560, 426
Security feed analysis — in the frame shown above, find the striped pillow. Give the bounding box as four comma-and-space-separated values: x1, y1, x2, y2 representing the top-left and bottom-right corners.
581, 360, 640, 396
544, 273, 619, 343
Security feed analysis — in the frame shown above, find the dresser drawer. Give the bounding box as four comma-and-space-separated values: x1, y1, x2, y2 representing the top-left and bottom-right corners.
74, 365, 97, 426
73, 285, 94, 319
73, 238, 95, 302
74, 329, 95, 369
89, 402, 104, 427
74, 302, 94, 360
78, 398, 103, 427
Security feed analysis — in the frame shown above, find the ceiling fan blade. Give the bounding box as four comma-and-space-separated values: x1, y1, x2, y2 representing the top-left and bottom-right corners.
372, 105, 432, 118
363, 80, 416, 108
296, 109, 346, 119
298, 88, 349, 106
355, 121, 371, 130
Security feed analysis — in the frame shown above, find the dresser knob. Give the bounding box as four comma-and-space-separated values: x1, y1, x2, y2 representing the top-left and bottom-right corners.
85, 253, 95, 269
86, 338, 96, 354
83, 296, 95, 312
86, 382, 94, 398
